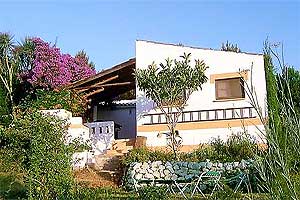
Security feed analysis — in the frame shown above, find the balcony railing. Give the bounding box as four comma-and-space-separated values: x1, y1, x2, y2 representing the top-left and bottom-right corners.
143, 107, 256, 125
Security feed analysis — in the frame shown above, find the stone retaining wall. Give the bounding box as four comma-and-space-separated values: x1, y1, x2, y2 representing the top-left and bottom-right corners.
124, 159, 254, 188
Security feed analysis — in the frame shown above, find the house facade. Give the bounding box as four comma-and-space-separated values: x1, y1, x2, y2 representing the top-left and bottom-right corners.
68, 40, 267, 150
136, 40, 267, 147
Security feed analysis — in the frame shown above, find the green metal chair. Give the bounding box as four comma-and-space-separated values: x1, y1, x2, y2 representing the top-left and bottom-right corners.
191, 171, 222, 197
133, 177, 192, 199
222, 171, 250, 193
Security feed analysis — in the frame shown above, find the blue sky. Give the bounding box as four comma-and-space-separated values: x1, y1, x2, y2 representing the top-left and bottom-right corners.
0, 0, 299, 71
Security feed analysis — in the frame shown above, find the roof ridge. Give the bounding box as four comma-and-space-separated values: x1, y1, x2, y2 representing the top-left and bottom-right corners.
136, 39, 263, 56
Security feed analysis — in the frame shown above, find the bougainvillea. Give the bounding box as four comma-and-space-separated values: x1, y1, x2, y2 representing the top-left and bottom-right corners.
20, 38, 96, 88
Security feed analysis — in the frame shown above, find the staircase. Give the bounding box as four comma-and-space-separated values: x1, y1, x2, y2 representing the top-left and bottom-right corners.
89, 139, 134, 184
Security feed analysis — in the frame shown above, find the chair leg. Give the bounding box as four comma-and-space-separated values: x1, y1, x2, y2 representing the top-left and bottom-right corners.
210, 181, 219, 196
234, 175, 245, 193
133, 180, 138, 192
169, 184, 176, 195
191, 178, 201, 197
192, 178, 206, 198
174, 181, 188, 199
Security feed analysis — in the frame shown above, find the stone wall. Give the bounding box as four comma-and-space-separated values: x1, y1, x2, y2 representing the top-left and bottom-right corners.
124, 159, 254, 188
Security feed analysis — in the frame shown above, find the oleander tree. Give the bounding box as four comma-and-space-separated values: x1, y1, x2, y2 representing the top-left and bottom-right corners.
136, 53, 208, 157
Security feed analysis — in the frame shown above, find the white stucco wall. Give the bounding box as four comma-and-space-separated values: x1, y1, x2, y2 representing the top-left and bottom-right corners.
135, 40, 267, 146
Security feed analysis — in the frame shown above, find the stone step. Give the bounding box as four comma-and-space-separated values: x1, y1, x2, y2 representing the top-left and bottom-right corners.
93, 164, 120, 171
112, 142, 127, 150
94, 155, 123, 171
116, 147, 133, 154
94, 159, 120, 167
112, 138, 135, 149
105, 149, 125, 156
97, 170, 120, 183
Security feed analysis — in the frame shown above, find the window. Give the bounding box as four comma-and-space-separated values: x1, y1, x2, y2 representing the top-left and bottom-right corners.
215, 77, 245, 100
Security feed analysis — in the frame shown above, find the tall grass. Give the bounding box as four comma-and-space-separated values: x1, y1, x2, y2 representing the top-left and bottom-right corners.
244, 41, 300, 199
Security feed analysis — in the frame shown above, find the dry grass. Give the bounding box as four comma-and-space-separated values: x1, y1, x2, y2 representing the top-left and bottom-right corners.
73, 168, 119, 188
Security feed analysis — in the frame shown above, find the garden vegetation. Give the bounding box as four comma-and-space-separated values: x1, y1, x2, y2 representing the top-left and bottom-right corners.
0, 32, 299, 199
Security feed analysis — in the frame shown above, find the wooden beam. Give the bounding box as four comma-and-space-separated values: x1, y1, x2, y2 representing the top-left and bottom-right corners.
77, 81, 133, 93
99, 81, 133, 88
76, 75, 119, 93
67, 58, 135, 89
83, 88, 104, 99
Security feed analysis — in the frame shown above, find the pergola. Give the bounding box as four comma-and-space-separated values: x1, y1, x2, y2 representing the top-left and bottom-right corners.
67, 58, 136, 105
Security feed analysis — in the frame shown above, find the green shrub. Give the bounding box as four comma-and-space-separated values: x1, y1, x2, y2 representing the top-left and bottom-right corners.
122, 147, 174, 166
18, 88, 87, 117
0, 112, 75, 200
0, 173, 27, 199
183, 132, 259, 162
124, 132, 259, 165
182, 145, 221, 162
225, 132, 258, 161
209, 185, 243, 200
137, 186, 168, 200
0, 83, 11, 126
71, 186, 136, 200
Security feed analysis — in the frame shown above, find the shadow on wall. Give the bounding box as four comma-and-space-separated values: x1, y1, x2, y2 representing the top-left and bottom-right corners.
136, 93, 154, 121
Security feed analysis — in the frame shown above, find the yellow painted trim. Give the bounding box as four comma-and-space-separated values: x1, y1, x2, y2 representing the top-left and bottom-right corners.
137, 118, 263, 132
210, 71, 248, 84
213, 98, 245, 102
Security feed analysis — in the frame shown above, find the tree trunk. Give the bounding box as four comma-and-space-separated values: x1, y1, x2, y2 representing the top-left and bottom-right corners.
170, 124, 177, 159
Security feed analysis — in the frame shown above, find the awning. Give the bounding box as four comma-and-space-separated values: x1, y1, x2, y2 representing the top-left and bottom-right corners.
66, 58, 136, 104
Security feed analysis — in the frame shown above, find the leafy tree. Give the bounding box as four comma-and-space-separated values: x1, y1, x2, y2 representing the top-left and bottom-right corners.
0, 83, 10, 125
136, 53, 208, 157
75, 49, 96, 70
18, 88, 88, 117
0, 33, 18, 110
19, 37, 96, 88
15, 37, 35, 73
221, 41, 241, 53
0, 112, 75, 199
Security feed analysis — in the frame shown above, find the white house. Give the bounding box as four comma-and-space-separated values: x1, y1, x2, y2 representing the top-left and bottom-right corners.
135, 40, 267, 148
68, 40, 267, 151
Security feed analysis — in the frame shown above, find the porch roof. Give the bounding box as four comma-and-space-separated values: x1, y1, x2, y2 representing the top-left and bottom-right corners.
67, 58, 136, 103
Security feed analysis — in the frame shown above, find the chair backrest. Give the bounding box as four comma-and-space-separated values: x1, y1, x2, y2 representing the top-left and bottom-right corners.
222, 171, 247, 185
206, 171, 221, 177
199, 171, 221, 180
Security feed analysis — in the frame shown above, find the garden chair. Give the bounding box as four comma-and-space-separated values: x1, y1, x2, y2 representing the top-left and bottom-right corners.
133, 178, 191, 199
222, 171, 250, 193
191, 171, 222, 198
171, 177, 195, 199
